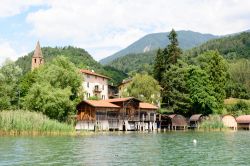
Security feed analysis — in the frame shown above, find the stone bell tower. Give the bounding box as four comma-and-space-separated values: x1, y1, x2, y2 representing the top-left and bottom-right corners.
31, 41, 44, 70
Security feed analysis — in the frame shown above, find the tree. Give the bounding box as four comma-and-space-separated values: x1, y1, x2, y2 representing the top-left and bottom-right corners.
121, 73, 161, 105
153, 49, 165, 83
187, 66, 217, 115
23, 56, 83, 121
24, 82, 74, 121
0, 60, 22, 110
162, 61, 191, 114
229, 59, 250, 92
166, 29, 182, 66
196, 50, 228, 111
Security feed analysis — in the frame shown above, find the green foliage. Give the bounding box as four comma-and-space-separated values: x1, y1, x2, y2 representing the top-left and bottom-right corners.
226, 100, 250, 116
121, 73, 161, 105
162, 61, 191, 114
0, 60, 22, 110
153, 49, 165, 83
186, 32, 250, 59
200, 114, 225, 130
187, 66, 217, 115
15, 46, 127, 85
196, 51, 228, 111
0, 110, 74, 134
102, 66, 127, 85
23, 57, 82, 121
166, 29, 182, 65
88, 96, 100, 100
107, 50, 156, 74
228, 59, 250, 97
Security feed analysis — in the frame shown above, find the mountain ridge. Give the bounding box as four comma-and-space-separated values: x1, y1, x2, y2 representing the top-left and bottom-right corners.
100, 30, 218, 64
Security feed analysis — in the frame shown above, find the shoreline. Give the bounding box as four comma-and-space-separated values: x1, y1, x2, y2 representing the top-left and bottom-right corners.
0, 128, 241, 136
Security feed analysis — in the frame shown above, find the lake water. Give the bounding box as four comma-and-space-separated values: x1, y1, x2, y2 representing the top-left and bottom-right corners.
0, 131, 249, 165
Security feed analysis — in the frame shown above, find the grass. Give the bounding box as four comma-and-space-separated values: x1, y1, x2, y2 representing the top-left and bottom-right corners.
200, 114, 225, 130
224, 98, 250, 105
0, 110, 75, 135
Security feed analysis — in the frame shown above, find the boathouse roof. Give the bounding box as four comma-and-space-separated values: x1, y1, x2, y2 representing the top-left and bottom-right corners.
104, 97, 141, 103
139, 103, 158, 110
236, 115, 250, 123
168, 114, 188, 127
80, 100, 120, 108
189, 114, 203, 122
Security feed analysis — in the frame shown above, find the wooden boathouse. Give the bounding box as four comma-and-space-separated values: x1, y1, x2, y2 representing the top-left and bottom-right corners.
76, 97, 158, 131
76, 100, 120, 130
189, 114, 203, 129
157, 114, 188, 130
222, 115, 237, 130
236, 115, 250, 130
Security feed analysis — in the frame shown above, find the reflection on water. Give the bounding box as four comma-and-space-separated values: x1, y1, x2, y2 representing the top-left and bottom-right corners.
0, 131, 249, 165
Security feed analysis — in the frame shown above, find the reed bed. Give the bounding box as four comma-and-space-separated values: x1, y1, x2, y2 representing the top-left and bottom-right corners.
0, 110, 75, 135
200, 114, 225, 130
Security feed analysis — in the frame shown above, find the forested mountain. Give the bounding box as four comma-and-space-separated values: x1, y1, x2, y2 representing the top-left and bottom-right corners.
185, 32, 250, 59
108, 32, 250, 73
100, 30, 218, 64
15, 46, 127, 85
108, 50, 157, 74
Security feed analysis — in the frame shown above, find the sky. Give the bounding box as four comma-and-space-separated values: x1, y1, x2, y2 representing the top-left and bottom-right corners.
0, 0, 250, 65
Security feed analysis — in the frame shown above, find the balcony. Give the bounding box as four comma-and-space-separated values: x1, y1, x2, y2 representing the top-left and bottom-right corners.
93, 86, 102, 93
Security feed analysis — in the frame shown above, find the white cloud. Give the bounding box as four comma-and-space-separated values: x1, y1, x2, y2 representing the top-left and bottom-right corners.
24, 0, 250, 59
0, 42, 20, 65
0, 0, 44, 17
1, 0, 250, 61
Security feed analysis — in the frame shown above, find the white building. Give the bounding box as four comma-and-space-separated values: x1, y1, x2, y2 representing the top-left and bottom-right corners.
80, 69, 109, 100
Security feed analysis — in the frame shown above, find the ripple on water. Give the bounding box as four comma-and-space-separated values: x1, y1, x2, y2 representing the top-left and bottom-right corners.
0, 131, 250, 165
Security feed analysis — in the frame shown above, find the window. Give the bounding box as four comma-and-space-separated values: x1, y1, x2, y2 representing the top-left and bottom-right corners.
34, 59, 36, 63
103, 78, 105, 81
95, 76, 97, 79
87, 75, 90, 78
40, 59, 42, 64
95, 85, 99, 91
102, 85, 104, 90
87, 82, 89, 88
102, 95, 105, 100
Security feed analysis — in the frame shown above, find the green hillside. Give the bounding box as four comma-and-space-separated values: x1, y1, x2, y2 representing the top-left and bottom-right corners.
15, 46, 127, 85
108, 32, 250, 73
108, 50, 157, 74
100, 30, 218, 64
185, 32, 250, 59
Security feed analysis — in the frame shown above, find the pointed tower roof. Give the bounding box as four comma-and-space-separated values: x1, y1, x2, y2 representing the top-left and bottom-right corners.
33, 41, 43, 58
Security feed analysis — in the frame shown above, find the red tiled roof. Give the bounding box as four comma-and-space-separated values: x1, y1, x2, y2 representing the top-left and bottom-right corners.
79, 69, 110, 79
139, 103, 158, 110
104, 97, 141, 103
236, 115, 250, 123
84, 100, 120, 108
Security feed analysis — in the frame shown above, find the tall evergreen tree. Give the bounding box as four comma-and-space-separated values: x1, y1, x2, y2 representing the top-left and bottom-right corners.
153, 49, 165, 83
166, 29, 182, 67
161, 29, 183, 107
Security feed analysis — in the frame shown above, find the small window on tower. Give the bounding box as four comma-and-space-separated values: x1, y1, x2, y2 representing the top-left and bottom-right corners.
34, 59, 36, 63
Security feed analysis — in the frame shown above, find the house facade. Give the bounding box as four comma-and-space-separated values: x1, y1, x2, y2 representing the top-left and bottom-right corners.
80, 69, 109, 100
